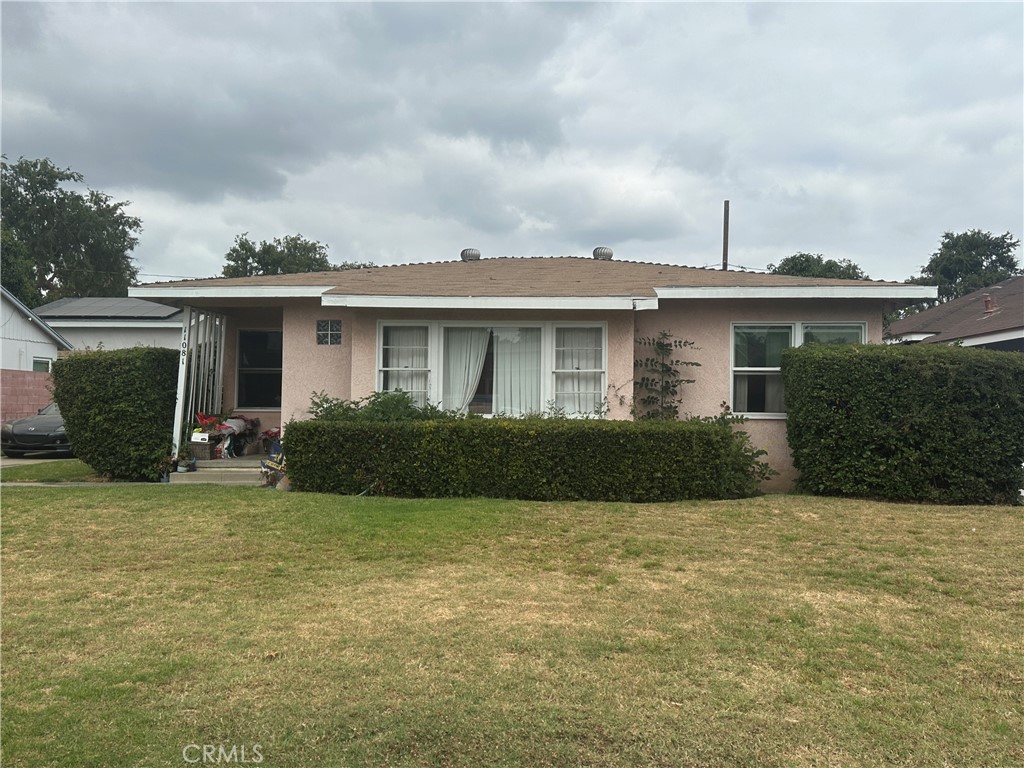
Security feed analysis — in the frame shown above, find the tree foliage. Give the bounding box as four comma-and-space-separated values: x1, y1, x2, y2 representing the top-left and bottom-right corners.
767, 252, 870, 280
0, 157, 141, 306
910, 230, 1021, 302
222, 233, 373, 277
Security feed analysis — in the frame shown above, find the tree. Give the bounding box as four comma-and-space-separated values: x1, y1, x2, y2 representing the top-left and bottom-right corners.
1, 157, 141, 306
767, 252, 870, 280
910, 230, 1021, 302
1, 227, 36, 306
222, 233, 373, 277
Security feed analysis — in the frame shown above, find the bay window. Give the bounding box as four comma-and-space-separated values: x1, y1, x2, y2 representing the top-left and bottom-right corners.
380, 322, 605, 416
732, 322, 865, 416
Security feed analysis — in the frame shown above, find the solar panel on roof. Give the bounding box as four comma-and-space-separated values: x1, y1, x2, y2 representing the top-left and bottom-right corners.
34, 297, 181, 319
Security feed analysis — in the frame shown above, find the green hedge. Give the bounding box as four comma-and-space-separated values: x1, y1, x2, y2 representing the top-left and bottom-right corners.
52, 347, 178, 481
284, 418, 770, 501
782, 344, 1024, 505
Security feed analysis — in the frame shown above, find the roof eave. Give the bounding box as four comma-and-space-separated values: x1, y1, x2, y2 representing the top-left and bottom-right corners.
320, 295, 646, 310
129, 286, 336, 300
655, 285, 939, 300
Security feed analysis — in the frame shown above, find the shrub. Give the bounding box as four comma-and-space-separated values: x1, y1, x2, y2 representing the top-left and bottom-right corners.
51, 347, 178, 481
782, 344, 1024, 505
284, 416, 771, 502
308, 390, 457, 422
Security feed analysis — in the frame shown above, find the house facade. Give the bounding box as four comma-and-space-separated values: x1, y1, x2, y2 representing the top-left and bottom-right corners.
1, 287, 73, 421
131, 254, 935, 490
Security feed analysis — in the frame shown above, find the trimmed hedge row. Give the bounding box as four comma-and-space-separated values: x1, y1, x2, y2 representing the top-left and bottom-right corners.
782, 344, 1024, 505
52, 347, 178, 481
285, 418, 769, 501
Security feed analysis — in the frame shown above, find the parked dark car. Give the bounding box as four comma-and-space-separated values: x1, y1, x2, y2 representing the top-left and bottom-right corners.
1, 403, 74, 458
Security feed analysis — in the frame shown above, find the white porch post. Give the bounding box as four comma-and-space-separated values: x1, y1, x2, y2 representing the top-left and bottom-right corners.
171, 305, 193, 458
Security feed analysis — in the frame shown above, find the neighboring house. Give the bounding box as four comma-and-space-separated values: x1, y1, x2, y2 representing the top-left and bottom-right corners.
130, 252, 935, 490
1, 286, 73, 421
34, 297, 184, 350
887, 276, 1024, 352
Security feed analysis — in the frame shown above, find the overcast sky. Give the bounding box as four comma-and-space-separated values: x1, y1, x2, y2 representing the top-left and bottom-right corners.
3, 1, 1021, 284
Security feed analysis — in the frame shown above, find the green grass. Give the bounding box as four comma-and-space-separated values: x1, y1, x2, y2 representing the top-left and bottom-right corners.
2, 487, 1021, 767
0, 458, 98, 483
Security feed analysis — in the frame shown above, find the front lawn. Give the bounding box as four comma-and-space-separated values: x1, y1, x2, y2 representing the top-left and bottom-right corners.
0, 458, 98, 484
1, 487, 1021, 767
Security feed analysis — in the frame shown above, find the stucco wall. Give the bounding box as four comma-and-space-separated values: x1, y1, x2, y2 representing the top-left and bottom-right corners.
636, 298, 888, 488
281, 305, 355, 425
223, 296, 887, 491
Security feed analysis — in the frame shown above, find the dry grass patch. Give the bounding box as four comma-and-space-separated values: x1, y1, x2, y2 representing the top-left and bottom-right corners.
2, 487, 1021, 767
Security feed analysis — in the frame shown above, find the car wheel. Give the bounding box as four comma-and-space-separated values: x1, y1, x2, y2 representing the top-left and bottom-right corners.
3, 450, 27, 458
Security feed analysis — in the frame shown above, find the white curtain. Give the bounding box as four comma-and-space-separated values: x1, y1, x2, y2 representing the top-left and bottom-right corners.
734, 374, 749, 412
492, 327, 542, 416
382, 326, 429, 405
442, 328, 491, 412
734, 373, 785, 413
554, 328, 603, 414
764, 374, 785, 412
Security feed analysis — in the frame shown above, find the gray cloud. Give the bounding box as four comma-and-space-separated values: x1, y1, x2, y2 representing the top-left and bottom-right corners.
2, 2, 1020, 282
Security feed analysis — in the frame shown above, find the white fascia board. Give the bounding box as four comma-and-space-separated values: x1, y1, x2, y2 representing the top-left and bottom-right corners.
129, 286, 335, 299
654, 285, 939, 300
885, 332, 934, 344
321, 295, 639, 310
45, 319, 184, 329
957, 327, 1024, 347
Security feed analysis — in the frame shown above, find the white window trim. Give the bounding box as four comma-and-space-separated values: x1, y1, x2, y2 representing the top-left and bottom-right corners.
376, 320, 608, 416
32, 357, 53, 373
730, 321, 866, 420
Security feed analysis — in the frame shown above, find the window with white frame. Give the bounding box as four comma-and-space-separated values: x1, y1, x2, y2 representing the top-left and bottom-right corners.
732, 322, 864, 415
32, 358, 52, 373
381, 325, 430, 406
554, 327, 604, 415
379, 322, 606, 416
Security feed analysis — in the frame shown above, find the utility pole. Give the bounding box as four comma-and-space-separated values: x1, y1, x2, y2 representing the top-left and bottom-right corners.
721, 200, 730, 270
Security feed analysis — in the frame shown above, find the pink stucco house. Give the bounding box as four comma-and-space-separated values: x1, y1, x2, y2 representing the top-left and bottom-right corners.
131, 252, 935, 490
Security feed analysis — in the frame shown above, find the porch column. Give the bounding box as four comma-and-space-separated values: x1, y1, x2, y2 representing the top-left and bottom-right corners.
170, 305, 193, 458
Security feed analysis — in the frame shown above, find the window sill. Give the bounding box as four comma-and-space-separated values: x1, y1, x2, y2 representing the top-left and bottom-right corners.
734, 412, 787, 420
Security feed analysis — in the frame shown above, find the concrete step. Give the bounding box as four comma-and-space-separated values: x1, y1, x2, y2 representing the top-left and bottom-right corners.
169, 457, 269, 486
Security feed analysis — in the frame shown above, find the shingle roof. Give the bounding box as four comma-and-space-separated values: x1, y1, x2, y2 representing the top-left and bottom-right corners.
140, 257, 913, 298
887, 276, 1024, 343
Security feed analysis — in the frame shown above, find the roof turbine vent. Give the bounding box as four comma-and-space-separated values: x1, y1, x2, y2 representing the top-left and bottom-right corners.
460, 248, 481, 262
593, 246, 614, 261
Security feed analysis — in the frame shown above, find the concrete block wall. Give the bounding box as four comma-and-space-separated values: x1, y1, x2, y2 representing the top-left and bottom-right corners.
1, 369, 54, 422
